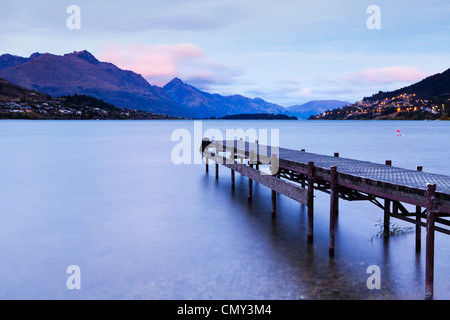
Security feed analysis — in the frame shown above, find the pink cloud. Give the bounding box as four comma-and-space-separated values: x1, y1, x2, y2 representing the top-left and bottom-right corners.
342, 66, 430, 85
97, 43, 204, 85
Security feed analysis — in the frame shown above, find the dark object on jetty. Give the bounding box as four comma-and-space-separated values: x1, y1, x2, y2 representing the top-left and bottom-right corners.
200, 139, 450, 300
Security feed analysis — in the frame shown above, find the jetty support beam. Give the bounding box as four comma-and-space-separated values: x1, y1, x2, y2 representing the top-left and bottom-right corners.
206, 152, 308, 206
271, 154, 279, 218
329, 166, 338, 257
307, 162, 315, 243
416, 166, 423, 252
425, 183, 437, 300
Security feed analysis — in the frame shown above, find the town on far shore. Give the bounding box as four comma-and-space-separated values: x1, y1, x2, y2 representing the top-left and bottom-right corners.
0, 93, 180, 120
312, 93, 450, 120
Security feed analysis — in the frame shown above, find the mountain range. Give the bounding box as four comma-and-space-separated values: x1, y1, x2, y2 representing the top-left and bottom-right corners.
312, 67, 450, 120
364, 68, 450, 101
0, 51, 184, 116
163, 77, 286, 118
0, 50, 296, 118
2, 51, 447, 120
286, 100, 350, 119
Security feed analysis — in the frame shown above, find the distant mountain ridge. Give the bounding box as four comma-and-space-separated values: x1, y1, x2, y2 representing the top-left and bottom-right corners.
163, 77, 286, 118
364, 68, 450, 101
0, 50, 288, 118
286, 100, 351, 119
0, 52, 42, 71
0, 50, 185, 116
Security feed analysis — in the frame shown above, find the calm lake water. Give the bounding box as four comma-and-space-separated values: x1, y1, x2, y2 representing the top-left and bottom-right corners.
0, 119, 449, 300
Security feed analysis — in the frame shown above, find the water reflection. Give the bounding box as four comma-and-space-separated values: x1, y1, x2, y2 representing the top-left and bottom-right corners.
203, 165, 440, 299
0, 120, 449, 299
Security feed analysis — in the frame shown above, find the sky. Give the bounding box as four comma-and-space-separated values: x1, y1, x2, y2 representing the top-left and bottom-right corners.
0, 0, 449, 106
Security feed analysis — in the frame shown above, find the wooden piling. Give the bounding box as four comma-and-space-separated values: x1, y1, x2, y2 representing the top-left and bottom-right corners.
248, 151, 255, 201
384, 199, 391, 238
329, 166, 338, 257
248, 171, 253, 201
230, 145, 235, 190
307, 162, 315, 243
254, 140, 259, 170
384, 161, 392, 238
216, 163, 219, 180
271, 154, 278, 218
231, 169, 235, 190
416, 205, 422, 252
384, 160, 393, 236
271, 189, 276, 218
416, 166, 423, 252
425, 183, 437, 300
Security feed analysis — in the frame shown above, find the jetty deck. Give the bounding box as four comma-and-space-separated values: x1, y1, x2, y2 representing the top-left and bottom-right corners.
201, 139, 450, 300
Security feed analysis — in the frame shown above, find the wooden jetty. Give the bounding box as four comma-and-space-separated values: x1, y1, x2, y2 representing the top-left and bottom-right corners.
200, 138, 450, 300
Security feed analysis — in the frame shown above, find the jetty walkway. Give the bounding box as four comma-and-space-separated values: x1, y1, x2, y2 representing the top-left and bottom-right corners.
200, 139, 450, 300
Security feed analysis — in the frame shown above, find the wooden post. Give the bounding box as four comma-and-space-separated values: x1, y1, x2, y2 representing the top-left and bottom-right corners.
255, 140, 259, 170
384, 161, 391, 238
307, 162, 315, 243
416, 205, 422, 252
333, 158, 340, 218
216, 163, 219, 180
231, 169, 235, 190
230, 146, 235, 190
248, 170, 253, 201
206, 157, 209, 173
271, 154, 278, 218
384, 199, 391, 238
416, 166, 423, 252
384, 160, 392, 235
248, 151, 254, 201
329, 166, 338, 257
271, 189, 276, 218
425, 183, 437, 300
